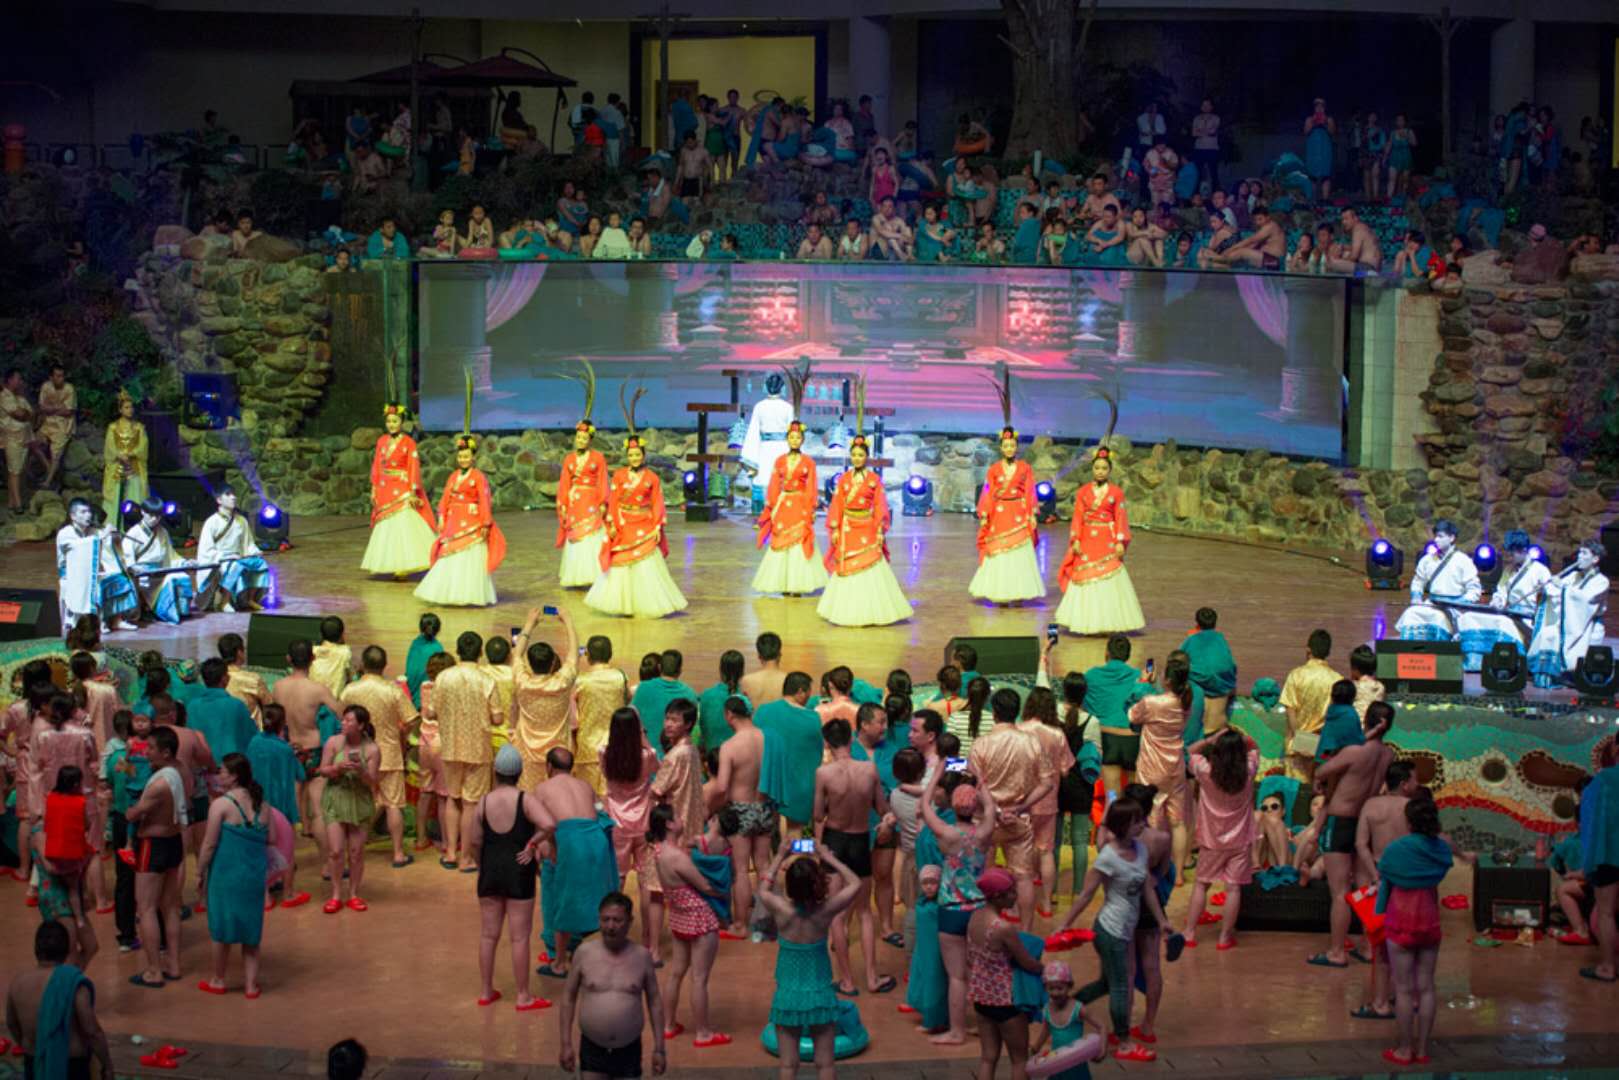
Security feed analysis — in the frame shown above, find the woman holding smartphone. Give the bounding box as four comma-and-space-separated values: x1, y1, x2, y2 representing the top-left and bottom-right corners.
918, 764, 998, 1046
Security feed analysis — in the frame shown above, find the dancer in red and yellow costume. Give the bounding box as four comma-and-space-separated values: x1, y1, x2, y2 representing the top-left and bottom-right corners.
1053, 443, 1145, 635
360, 401, 437, 577
585, 385, 688, 618
752, 363, 828, 597
969, 371, 1044, 604
817, 384, 913, 627
415, 380, 505, 607
556, 362, 609, 588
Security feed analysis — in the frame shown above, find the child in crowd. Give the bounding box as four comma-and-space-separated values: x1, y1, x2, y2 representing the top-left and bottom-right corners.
1349, 645, 1386, 722
415, 652, 457, 857
1030, 961, 1108, 1080
41, 766, 95, 928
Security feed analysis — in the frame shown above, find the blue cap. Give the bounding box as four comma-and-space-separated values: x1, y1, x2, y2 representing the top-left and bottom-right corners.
494, 744, 523, 778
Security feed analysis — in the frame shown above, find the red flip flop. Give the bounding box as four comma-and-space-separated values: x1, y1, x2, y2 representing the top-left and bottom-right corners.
322, 898, 341, 914
96, 903, 115, 915
478, 990, 503, 1007
1209, 892, 1227, 906
346, 897, 368, 912
281, 892, 312, 909
663, 1024, 685, 1039
156, 1046, 188, 1059
1197, 911, 1222, 926
1130, 1026, 1157, 1044
897, 1004, 918, 1014
693, 1033, 733, 1048
193, 901, 207, 914
515, 998, 552, 1011
1382, 1048, 1416, 1067
1181, 938, 1199, 948
139, 1053, 179, 1070
196, 981, 228, 995
244, 988, 262, 1000
1217, 938, 1238, 951
1114, 1045, 1157, 1062
718, 929, 747, 941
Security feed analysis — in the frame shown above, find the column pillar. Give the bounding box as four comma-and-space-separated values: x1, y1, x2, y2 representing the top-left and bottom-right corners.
419, 262, 494, 397
849, 16, 892, 136
1489, 18, 1535, 120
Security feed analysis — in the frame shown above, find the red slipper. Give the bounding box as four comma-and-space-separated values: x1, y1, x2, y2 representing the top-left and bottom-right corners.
282, 891, 312, 909
1035, 907, 1054, 919
322, 898, 341, 914
718, 930, 747, 941
193, 901, 207, 914
25, 896, 38, 908
1197, 911, 1222, 926
96, 903, 115, 915
1130, 1026, 1157, 1044
196, 981, 228, 995
1440, 894, 1469, 910
139, 1053, 179, 1070
1114, 1045, 1156, 1062
1557, 932, 1593, 946
118, 850, 136, 867
478, 990, 503, 1007
156, 1046, 188, 1059
1181, 938, 1199, 948
1209, 892, 1226, 906
536, 951, 551, 965
1382, 1048, 1416, 1066
346, 897, 368, 912
898, 1004, 918, 1014
514, 998, 552, 1011
693, 1033, 733, 1048
244, 988, 261, 1000
663, 1023, 685, 1039
1217, 938, 1238, 951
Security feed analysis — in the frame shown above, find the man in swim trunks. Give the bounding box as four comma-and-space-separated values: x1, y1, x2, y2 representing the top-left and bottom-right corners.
814, 717, 895, 996
560, 892, 667, 1078
126, 725, 184, 987
738, 632, 786, 707
715, 695, 772, 936
1309, 702, 1394, 968
1207, 205, 1288, 271
272, 638, 345, 869
157, 695, 216, 909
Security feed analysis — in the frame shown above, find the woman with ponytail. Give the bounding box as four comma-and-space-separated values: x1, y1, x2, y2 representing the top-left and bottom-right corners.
198, 752, 270, 997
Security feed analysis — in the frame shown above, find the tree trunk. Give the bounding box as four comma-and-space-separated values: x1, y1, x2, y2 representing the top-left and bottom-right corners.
1002, 0, 1080, 159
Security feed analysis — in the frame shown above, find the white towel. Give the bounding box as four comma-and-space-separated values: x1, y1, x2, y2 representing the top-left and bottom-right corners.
153, 766, 190, 827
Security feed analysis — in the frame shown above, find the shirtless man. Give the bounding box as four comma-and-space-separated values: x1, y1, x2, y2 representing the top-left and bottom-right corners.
5, 922, 114, 1080
156, 696, 216, 908
1196, 212, 1240, 269
126, 725, 185, 986
1078, 174, 1120, 224
795, 223, 833, 260
272, 638, 344, 868
855, 703, 902, 945
814, 718, 895, 996
870, 197, 914, 261
1208, 206, 1287, 270
715, 696, 770, 937
676, 132, 710, 201
531, 748, 601, 976
1309, 701, 1394, 968
815, 666, 859, 726
1352, 752, 1418, 1019
560, 892, 667, 1079
1327, 208, 1383, 275
739, 631, 787, 706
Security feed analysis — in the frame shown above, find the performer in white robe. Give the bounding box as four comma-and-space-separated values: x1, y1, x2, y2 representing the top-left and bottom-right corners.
1528, 540, 1610, 688
122, 497, 195, 625
739, 373, 795, 478
1395, 519, 1481, 641
1455, 530, 1551, 672
55, 497, 137, 634
195, 486, 270, 612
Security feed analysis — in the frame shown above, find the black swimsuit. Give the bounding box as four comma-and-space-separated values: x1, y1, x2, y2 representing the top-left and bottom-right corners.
476, 792, 538, 901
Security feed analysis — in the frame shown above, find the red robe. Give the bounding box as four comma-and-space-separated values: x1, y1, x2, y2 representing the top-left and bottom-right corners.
824, 467, 888, 575
601, 467, 669, 570
757, 450, 818, 558
975, 458, 1036, 563
430, 467, 506, 572
370, 433, 437, 533
556, 448, 609, 548
1057, 481, 1130, 590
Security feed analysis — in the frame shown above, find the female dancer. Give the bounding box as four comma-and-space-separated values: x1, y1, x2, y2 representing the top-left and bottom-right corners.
360, 401, 437, 578
818, 387, 913, 627
414, 432, 505, 607
1055, 402, 1145, 635
318, 704, 379, 914
586, 386, 688, 618
753, 365, 828, 597
969, 373, 1044, 605
556, 361, 609, 588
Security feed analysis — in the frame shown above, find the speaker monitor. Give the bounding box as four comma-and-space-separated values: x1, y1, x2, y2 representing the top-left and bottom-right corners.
1471, 864, 1550, 933
1480, 643, 1528, 694
0, 588, 63, 643
1375, 638, 1465, 694
147, 468, 228, 537
246, 613, 327, 668
1571, 646, 1618, 697
943, 635, 1040, 678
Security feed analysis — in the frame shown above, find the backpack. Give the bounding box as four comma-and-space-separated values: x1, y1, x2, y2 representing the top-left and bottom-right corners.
1057, 717, 1095, 815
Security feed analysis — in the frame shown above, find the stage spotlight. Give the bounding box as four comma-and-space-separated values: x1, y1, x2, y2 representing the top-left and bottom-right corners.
253, 502, 290, 549
159, 498, 194, 544
119, 500, 140, 530
682, 470, 702, 503
1035, 481, 1057, 523
1571, 646, 1618, 699
1473, 543, 1502, 591
1480, 643, 1527, 694
1423, 541, 1440, 559
1365, 538, 1405, 590
1527, 545, 1549, 567
902, 475, 934, 517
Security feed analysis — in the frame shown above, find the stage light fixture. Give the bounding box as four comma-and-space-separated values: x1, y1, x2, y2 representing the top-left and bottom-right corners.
253, 502, 290, 549
1571, 646, 1618, 699
119, 500, 141, 530
902, 475, 934, 517
1527, 545, 1549, 567
682, 470, 702, 503
159, 498, 193, 544
1035, 481, 1057, 523
1365, 538, 1404, 590
1480, 643, 1527, 694
1473, 543, 1502, 591
1423, 541, 1440, 559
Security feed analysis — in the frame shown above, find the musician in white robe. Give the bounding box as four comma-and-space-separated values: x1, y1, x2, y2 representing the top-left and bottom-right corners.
739, 373, 795, 477
194, 485, 270, 612
1528, 539, 1610, 688
1455, 530, 1551, 672
122, 496, 195, 625
55, 497, 137, 634
1395, 519, 1481, 641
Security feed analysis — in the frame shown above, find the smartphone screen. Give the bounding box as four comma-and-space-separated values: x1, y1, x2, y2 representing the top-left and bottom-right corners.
1145, 659, 1156, 679
790, 838, 816, 855
1046, 623, 1060, 640
945, 756, 968, 773
543, 605, 560, 616
510, 626, 522, 643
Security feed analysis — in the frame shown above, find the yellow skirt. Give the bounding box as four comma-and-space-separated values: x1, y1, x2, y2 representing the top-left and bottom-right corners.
559, 530, 608, 588
584, 554, 688, 618
751, 544, 830, 595
817, 560, 914, 627
360, 510, 437, 575
413, 543, 497, 607
968, 540, 1045, 603
1053, 565, 1144, 635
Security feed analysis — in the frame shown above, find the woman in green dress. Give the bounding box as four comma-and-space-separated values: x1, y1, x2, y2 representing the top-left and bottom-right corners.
319, 705, 381, 915
756, 840, 864, 1076
198, 754, 270, 997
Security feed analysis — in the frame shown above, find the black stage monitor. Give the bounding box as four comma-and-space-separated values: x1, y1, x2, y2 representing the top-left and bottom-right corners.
1375, 639, 1465, 695
246, 613, 328, 668
0, 588, 62, 643
943, 635, 1040, 677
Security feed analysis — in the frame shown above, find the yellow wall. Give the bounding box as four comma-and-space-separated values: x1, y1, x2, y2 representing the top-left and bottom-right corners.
639, 36, 815, 150
481, 20, 632, 144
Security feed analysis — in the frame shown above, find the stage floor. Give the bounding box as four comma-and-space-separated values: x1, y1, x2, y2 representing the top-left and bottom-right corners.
2, 512, 1618, 1071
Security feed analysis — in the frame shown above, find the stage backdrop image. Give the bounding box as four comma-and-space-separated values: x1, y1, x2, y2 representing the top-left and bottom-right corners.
418, 261, 1347, 458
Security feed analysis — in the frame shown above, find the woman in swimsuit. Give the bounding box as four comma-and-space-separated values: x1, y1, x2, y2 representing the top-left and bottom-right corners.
466, 745, 550, 1011
967, 868, 1046, 1080
651, 804, 730, 1048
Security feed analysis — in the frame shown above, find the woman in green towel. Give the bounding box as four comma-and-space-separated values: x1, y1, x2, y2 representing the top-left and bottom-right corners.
198, 754, 270, 997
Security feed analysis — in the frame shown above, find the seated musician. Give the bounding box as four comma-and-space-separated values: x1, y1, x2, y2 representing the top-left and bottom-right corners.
194, 485, 270, 613
1394, 519, 1480, 643
1454, 530, 1550, 672
121, 497, 194, 625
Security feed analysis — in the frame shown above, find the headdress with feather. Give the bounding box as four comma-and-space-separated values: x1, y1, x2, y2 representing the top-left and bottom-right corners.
981, 363, 1015, 443
781, 359, 812, 436
1089, 386, 1119, 464
561, 359, 597, 436
849, 374, 869, 453
454, 368, 478, 453
620, 381, 647, 453
382, 361, 410, 421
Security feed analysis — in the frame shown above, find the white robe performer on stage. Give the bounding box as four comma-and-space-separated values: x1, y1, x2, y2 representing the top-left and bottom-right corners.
122, 497, 194, 625
56, 497, 138, 634
753, 362, 829, 596
556, 361, 609, 588
968, 367, 1044, 604
195, 486, 271, 612
1395, 519, 1480, 642
1455, 530, 1551, 672
1528, 539, 1610, 688
739, 373, 795, 478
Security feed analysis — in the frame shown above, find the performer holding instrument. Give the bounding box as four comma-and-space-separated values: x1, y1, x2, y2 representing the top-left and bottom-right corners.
121, 496, 195, 625
969, 366, 1044, 605
556, 360, 610, 589
195, 485, 271, 613
55, 496, 138, 634
1454, 530, 1549, 672
752, 361, 828, 597
1527, 539, 1609, 688
1395, 519, 1481, 642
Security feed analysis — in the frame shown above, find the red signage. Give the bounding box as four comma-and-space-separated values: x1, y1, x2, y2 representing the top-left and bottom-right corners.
1396, 653, 1438, 680
0, 602, 21, 624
